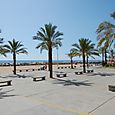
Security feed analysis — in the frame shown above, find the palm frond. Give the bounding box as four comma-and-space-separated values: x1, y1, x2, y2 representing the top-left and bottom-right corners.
111, 11, 115, 19
0, 38, 4, 44
33, 23, 63, 52
4, 39, 28, 55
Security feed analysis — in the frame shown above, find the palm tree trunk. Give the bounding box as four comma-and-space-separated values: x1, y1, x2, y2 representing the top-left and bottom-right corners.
48, 47, 53, 78
104, 49, 107, 65
48, 49, 51, 71
102, 48, 104, 66
13, 52, 16, 74
83, 52, 86, 73
87, 55, 89, 68
71, 57, 73, 69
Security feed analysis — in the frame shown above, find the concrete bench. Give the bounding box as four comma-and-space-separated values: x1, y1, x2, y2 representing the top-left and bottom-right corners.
32, 76, 46, 81
56, 73, 67, 77
75, 71, 83, 75
0, 80, 12, 87
87, 69, 94, 73
16, 68, 41, 73
108, 85, 115, 92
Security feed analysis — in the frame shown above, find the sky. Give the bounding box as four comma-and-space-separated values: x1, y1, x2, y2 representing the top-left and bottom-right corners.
0, 0, 115, 61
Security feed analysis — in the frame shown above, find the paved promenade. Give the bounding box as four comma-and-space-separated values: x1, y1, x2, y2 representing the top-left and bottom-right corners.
0, 66, 115, 115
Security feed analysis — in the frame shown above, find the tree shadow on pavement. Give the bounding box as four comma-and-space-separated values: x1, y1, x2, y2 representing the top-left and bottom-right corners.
52, 78, 93, 86
5, 74, 32, 78
0, 88, 17, 99
90, 72, 115, 77
0, 76, 8, 78
16, 74, 32, 78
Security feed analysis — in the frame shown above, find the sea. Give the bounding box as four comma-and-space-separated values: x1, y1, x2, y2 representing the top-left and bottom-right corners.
0, 60, 101, 64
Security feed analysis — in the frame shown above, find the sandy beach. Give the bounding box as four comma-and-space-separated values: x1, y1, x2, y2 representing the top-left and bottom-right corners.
0, 63, 81, 75
0, 64, 46, 75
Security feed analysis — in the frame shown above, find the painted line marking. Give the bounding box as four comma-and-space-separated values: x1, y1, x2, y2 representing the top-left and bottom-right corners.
24, 96, 92, 115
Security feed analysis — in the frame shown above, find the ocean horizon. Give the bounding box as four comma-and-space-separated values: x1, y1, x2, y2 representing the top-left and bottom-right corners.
0, 59, 101, 64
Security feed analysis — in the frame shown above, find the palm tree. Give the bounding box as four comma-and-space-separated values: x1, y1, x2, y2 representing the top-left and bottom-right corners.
96, 11, 115, 66
67, 50, 78, 69
72, 38, 91, 73
96, 21, 115, 65
33, 23, 63, 78
4, 39, 28, 74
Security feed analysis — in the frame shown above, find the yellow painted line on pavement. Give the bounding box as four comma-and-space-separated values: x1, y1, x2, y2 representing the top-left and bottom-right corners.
80, 112, 92, 115
11, 96, 92, 115
23, 96, 92, 115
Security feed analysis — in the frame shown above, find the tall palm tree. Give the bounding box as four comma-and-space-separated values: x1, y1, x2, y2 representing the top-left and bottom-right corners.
72, 38, 91, 73
96, 11, 115, 66
4, 39, 28, 74
33, 23, 63, 78
67, 50, 78, 69
96, 21, 115, 65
